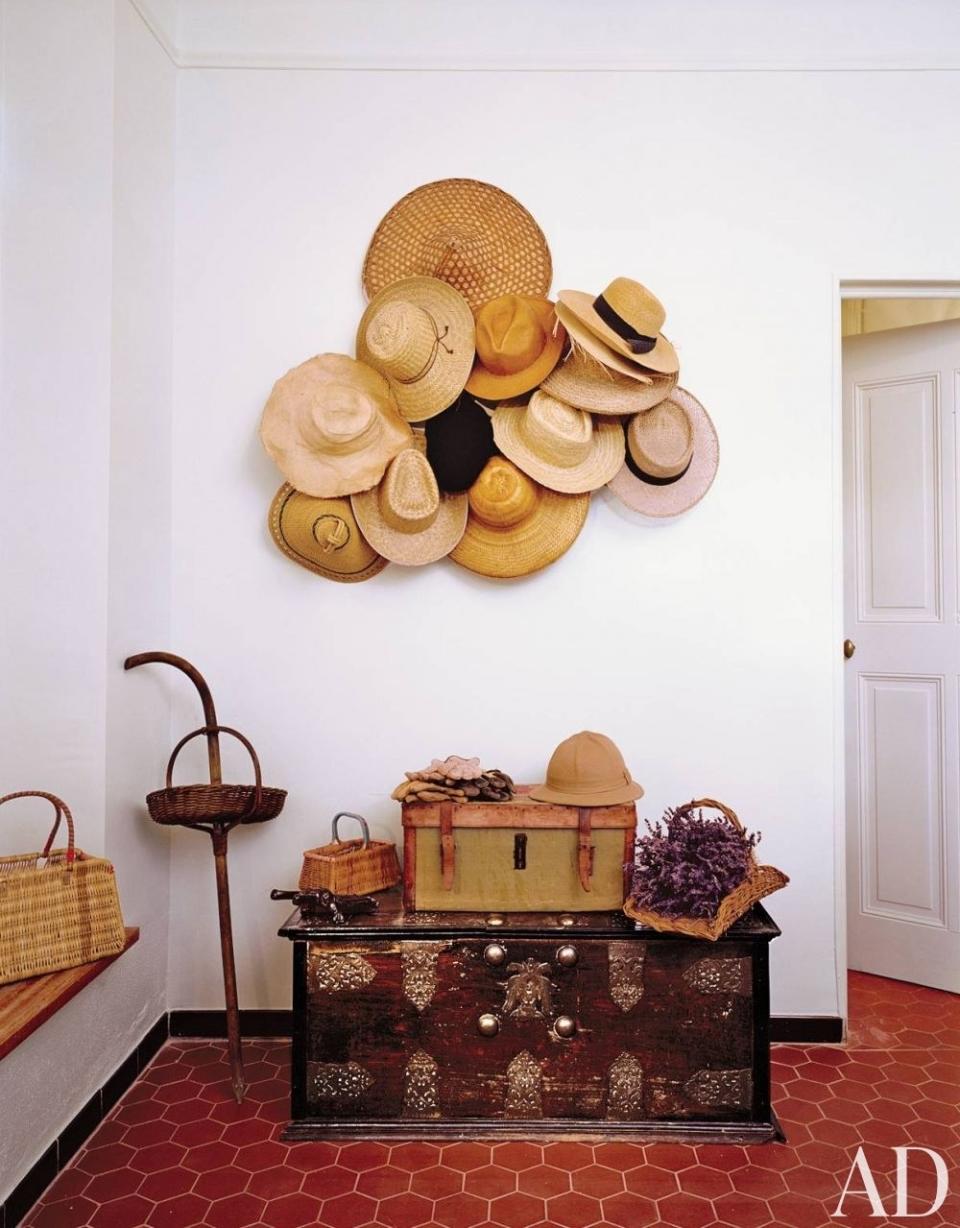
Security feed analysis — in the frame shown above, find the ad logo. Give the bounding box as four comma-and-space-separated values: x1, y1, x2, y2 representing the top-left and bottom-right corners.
833, 1147, 949, 1218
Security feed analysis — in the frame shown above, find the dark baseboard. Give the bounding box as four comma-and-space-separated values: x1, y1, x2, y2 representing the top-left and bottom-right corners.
1, 1013, 168, 1228
169, 1008, 844, 1046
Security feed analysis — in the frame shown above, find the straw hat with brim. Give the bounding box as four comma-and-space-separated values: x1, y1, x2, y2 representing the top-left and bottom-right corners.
269, 484, 388, 583
542, 344, 677, 416
450, 456, 589, 579
425, 391, 496, 493
362, 178, 553, 311
558, 277, 679, 375
351, 448, 468, 566
260, 353, 413, 498
492, 390, 624, 494
465, 295, 565, 400
357, 277, 475, 422
530, 730, 644, 806
607, 388, 719, 518
530, 731, 643, 810
554, 303, 654, 384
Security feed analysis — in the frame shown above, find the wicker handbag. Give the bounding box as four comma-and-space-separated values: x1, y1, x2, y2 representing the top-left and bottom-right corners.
0, 792, 126, 985
623, 798, 789, 941
299, 812, 401, 896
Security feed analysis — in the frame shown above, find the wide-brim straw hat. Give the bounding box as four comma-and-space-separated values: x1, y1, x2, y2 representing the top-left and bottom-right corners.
362, 178, 553, 311
465, 296, 565, 400
492, 390, 624, 494
259, 353, 413, 498
554, 303, 655, 384
607, 387, 719, 518
269, 484, 388, 582
558, 277, 679, 375
351, 448, 468, 566
357, 277, 475, 422
542, 344, 677, 416
450, 456, 589, 579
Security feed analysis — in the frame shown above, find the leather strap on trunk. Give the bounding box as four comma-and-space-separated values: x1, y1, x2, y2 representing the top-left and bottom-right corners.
577, 807, 594, 892
439, 801, 456, 890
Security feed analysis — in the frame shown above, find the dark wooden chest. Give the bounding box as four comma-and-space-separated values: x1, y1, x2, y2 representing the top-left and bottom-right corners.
279, 893, 782, 1143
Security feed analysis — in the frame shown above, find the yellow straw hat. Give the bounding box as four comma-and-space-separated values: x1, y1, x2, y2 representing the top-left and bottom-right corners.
492, 391, 624, 494
357, 277, 475, 422
450, 456, 589, 579
351, 448, 468, 566
259, 353, 412, 498
362, 178, 552, 311
465, 295, 565, 400
607, 388, 719, 518
541, 344, 677, 416
268, 485, 388, 583
558, 278, 679, 375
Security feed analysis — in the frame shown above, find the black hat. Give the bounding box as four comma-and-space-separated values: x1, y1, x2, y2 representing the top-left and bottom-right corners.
425, 393, 496, 493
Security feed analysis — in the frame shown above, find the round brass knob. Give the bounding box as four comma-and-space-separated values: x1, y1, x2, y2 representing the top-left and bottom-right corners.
554, 1015, 576, 1038
484, 943, 507, 967
556, 945, 579, 968
843, 639, 856, 660
477, 1013, 500, 1037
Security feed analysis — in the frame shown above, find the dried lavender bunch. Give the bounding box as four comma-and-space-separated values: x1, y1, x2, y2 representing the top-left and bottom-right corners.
628, 805, 760, 919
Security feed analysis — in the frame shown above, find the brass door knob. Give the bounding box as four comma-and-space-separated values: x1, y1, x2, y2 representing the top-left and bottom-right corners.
556, 945, 579, 968
484, 943, 507, 967
477, 1013, 500, 1037
554, 1015, 576, 1038
843, 639, 856, 659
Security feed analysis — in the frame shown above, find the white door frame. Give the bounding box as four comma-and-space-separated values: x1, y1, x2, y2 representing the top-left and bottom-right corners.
833, 278, 960, 1029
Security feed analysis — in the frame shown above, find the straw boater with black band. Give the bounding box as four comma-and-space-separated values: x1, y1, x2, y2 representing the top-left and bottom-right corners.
357, 276, 475, 422
558, 277, 679, 375
607, 388, 719, 518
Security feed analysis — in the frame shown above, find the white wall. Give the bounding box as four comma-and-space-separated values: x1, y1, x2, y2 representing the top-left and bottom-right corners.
0, 0, 175, 1200
167, 31, 959, 1020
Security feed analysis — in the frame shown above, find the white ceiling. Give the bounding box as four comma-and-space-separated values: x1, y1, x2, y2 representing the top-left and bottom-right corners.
132, 0, 960, 70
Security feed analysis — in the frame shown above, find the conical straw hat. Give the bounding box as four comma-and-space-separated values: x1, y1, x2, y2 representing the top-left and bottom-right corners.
351, 449, 468, 566
492, 391, 624, 494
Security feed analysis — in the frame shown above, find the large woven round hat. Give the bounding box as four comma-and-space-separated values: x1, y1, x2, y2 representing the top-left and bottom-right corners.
450, 456, 589, 579
362, 179, 552, 311
607, 388, 719, 518
542, 344, 677, 416
351, 448, 468, 566
259, 353, 412, 498
492, 391, 624, 494
357, 277, 475, 422
558, 278, 679, 375
465, 295, 565, 400
269, 484, 388, 582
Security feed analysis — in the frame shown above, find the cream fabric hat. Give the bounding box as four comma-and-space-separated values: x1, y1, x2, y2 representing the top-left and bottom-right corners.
351, 448, 468, 566
492, 391, 624, 494
450, 456, 589, 579
607, 388, 719, 518
530, 731, 644, 806
558, 278, 679, 375
269, 484, 388, 583
259, 353, 413, 498
542, 344, 677, 416
357, 277, 475, 422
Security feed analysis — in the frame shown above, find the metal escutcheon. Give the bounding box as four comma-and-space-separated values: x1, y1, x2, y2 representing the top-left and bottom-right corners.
554, 1015, 576, 1038
477, 1013, 500, 1037
556, 945, 579, 968
484, 943, 507, 967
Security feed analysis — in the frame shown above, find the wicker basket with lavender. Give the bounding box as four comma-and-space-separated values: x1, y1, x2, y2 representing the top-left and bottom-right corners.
623, 798, 788, 940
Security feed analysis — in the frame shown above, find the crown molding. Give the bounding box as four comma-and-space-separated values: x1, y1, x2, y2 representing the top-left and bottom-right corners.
130, 0, 960, 73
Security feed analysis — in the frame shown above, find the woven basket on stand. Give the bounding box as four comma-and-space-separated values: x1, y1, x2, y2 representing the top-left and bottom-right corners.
0, 791, 126, 985
299, 812, 400, 896
623, 798, 789, 941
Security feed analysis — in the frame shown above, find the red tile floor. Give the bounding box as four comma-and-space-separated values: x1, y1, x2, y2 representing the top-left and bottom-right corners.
24, 972, 960, 1228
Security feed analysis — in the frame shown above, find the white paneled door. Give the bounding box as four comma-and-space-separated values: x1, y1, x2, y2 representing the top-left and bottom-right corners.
844, 318, 960, 992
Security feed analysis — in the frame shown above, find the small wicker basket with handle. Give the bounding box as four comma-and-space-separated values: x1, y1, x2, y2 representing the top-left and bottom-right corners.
0, 791, 126, 985
299, 812, 401, 896
623, 798, 789, 941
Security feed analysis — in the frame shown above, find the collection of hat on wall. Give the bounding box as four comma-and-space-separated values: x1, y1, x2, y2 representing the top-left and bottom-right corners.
259, 178, 719, 583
